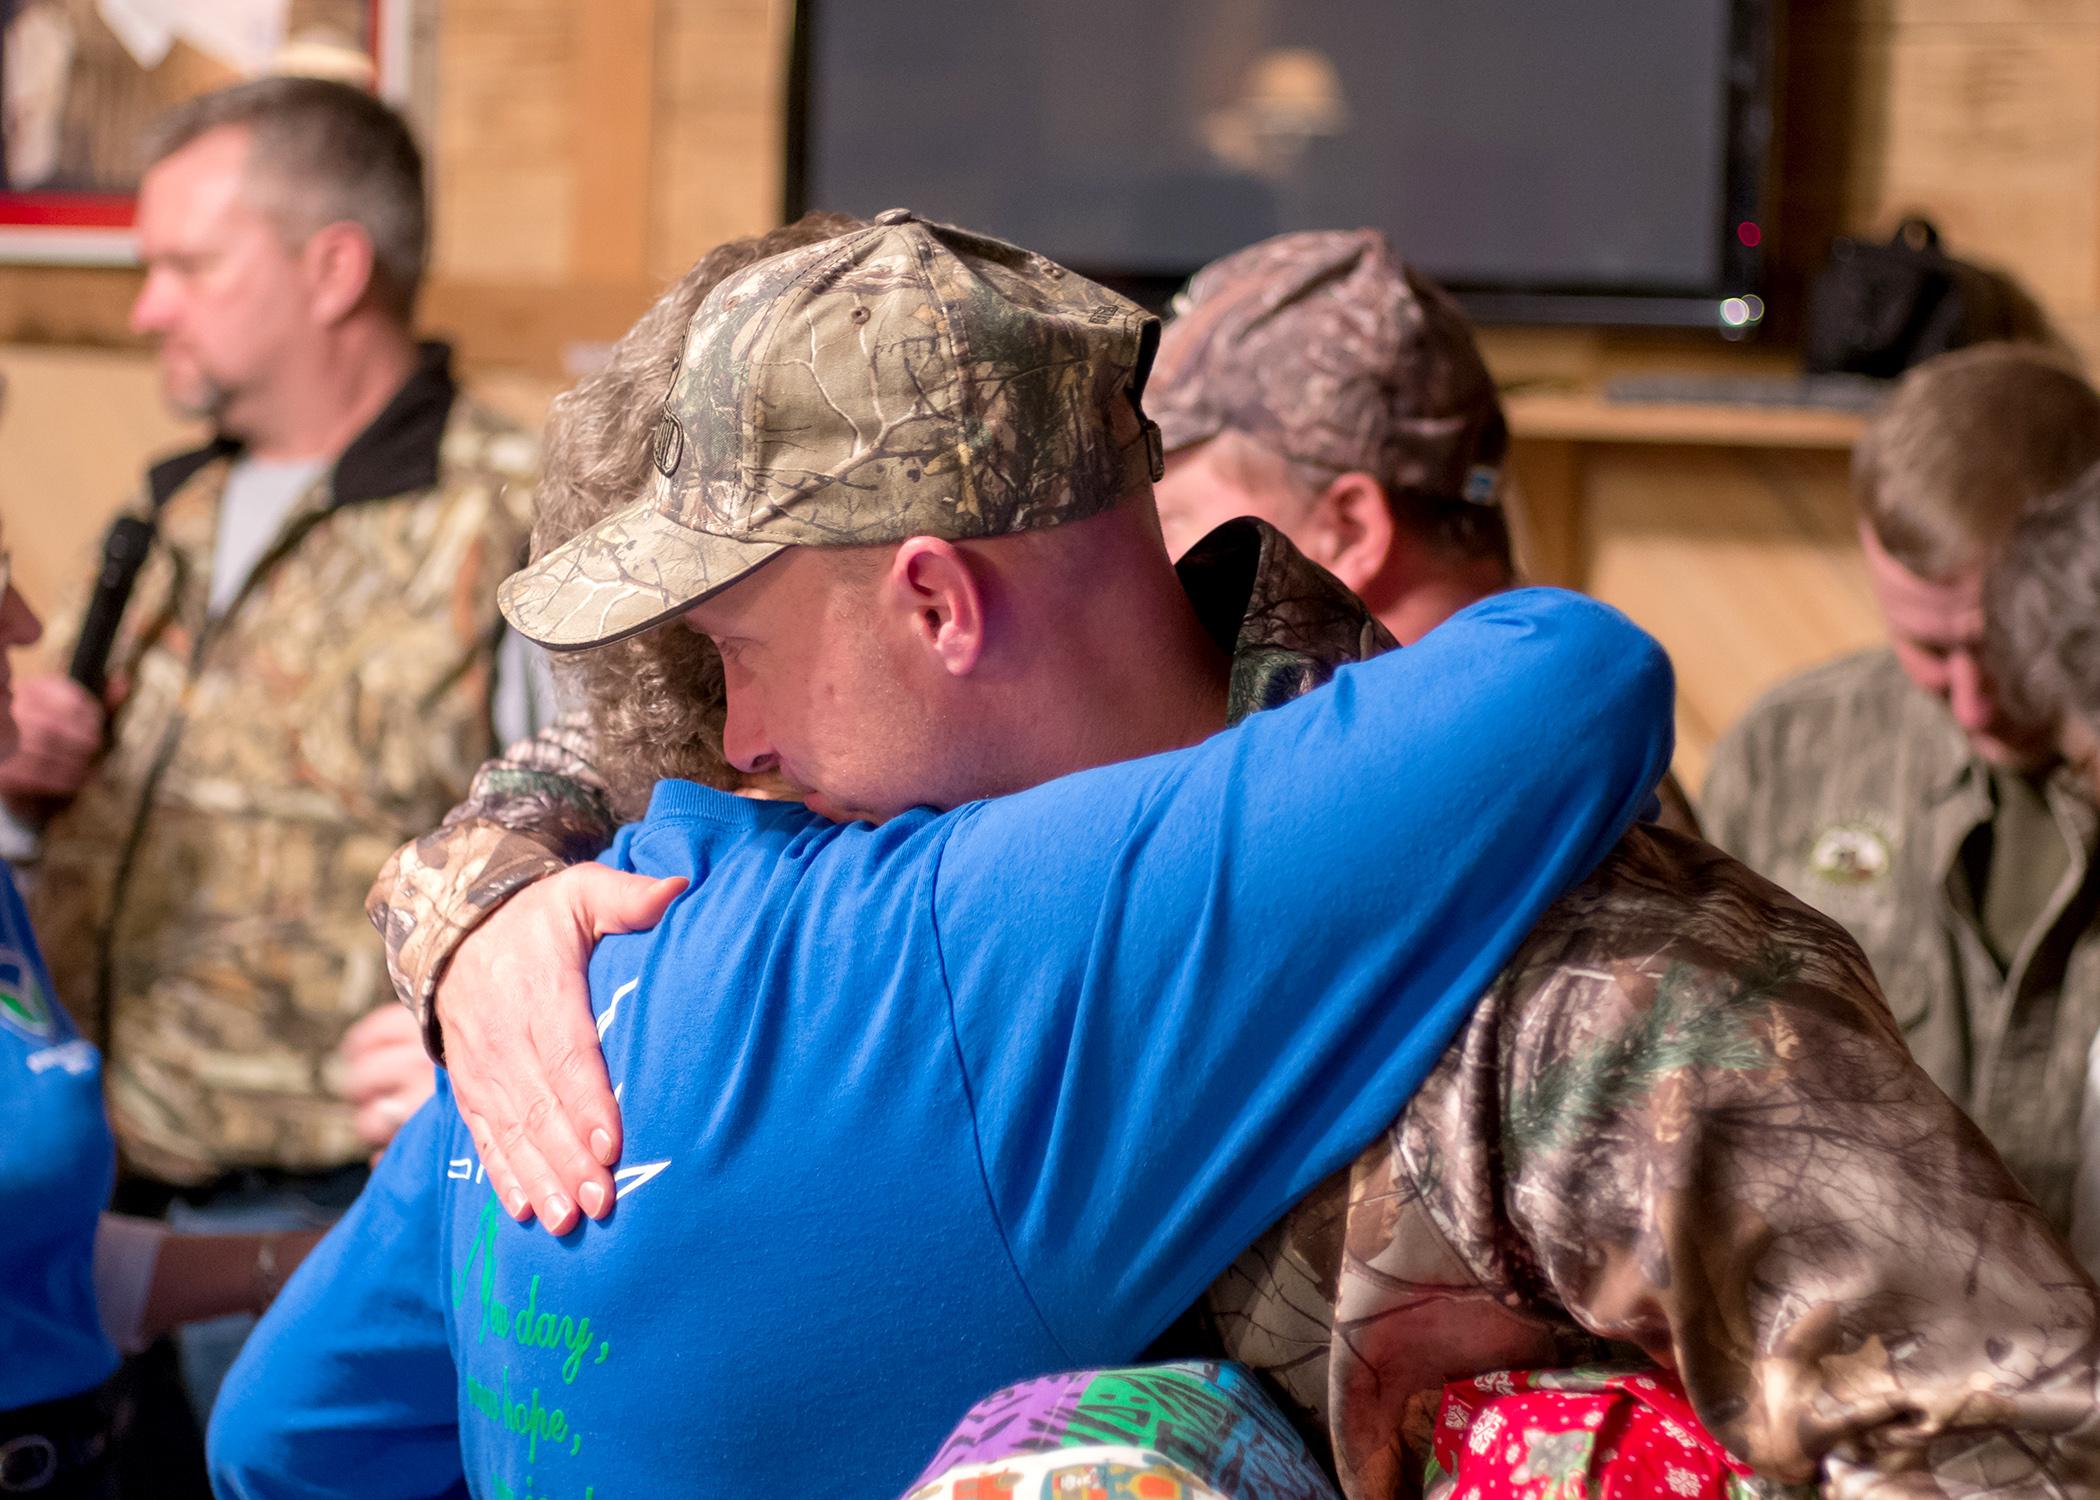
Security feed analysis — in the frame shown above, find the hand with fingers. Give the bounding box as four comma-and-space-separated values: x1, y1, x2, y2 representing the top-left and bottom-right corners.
0, 673, 111, 813
338, 1002, 437, 1152
434, 864, 687, 1235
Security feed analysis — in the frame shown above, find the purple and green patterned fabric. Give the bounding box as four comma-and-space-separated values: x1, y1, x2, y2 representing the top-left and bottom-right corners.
906, 1363, 1340, 1500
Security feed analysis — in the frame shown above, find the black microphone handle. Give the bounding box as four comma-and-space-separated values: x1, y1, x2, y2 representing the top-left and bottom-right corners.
67, 516, 155, 698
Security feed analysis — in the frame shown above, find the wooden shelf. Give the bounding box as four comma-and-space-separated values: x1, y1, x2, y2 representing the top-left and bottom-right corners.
1505, 388, 1866, 450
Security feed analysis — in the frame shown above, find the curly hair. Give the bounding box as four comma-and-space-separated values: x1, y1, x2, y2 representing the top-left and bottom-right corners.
1986, 461, 2100, 759
533, 212, 869, 816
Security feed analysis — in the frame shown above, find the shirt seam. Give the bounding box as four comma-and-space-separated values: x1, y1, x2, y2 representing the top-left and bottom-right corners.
924, 808, 1079, 1366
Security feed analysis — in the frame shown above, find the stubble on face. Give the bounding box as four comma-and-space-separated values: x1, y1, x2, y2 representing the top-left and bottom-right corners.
161, 367, 233, 424
131, 128, 304, 435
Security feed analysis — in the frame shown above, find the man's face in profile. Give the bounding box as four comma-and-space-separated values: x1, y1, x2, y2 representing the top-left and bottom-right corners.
129, 126, 313, 429
681, 547, 952, 828
1860, 522, 2055, 770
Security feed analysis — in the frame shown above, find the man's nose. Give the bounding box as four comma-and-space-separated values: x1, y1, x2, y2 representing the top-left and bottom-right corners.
720, 695, 779, 777
129, 270, 173, 335
0, 585, 42, 649
1947, 650, 1997, 732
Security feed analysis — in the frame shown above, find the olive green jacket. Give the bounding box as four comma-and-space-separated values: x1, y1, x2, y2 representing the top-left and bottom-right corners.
1703, 646, 2100, 1231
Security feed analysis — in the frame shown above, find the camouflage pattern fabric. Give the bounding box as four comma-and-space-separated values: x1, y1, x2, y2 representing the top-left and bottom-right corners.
906, 1363, 1341, 1500
31, 372, 537, 1184
500, 209, 1165, 652
366, 708, 620, 1058
1205, 823, 2100, 1499
1702, 646, 2100, 1231
1149, 230, 1505, 507
371, 520, 2100, 1497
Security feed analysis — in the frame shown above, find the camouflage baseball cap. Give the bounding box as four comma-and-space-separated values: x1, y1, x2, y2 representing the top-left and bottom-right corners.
501, 209, 1165, 651
1149, 229, 1506, 506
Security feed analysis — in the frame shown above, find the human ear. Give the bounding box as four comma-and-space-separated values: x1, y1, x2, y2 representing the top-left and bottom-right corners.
886, 538, 985, 678
303, 221, 377, 326
1305, 471, 1397, 595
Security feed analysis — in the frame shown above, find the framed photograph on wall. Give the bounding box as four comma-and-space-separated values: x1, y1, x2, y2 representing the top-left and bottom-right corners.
0, 0, 416, 263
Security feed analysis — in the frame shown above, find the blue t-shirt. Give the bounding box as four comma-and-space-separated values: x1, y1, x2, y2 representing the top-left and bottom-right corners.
211, 589, 1674, 1500
0, 861, 116, 1411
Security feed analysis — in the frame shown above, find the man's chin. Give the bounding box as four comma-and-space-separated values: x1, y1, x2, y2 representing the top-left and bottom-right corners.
1971, 733, 2058, 776
161, 370, 229, 424
802, 794, 887, 827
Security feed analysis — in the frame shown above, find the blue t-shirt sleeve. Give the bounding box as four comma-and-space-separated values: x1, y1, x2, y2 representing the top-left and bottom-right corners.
931, 587, 1673, 1356
208, 1090, 468, 1500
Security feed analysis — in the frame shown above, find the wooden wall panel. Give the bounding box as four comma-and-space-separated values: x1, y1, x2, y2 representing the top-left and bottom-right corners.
0, 347, 198, 635
570, 0, 661, 282
1575, 447, 1882, 792
428, 0, 576, 283
648, 0, 793, 283
1781, 2, 2100, 358
1879, 28, 2100, 308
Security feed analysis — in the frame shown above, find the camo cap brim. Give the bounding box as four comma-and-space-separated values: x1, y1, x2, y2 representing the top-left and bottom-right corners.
497, 494, 786, 650
502, 209, 1163, 651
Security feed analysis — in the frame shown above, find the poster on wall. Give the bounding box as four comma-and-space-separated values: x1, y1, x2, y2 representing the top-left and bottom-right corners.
0, 0, 413, 263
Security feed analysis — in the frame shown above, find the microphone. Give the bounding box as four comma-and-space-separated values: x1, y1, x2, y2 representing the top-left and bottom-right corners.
68, 516, 154, 698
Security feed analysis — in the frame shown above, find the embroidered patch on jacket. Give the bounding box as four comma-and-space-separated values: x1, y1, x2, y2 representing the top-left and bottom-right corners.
0, 945, 54, 1040
1805, 819, 1893, 888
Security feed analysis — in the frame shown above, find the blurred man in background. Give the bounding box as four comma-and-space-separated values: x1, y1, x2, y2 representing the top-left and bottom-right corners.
1703, 344, 2100, 1233
0, 74, 541, 1482
1147, 229, 1699, 832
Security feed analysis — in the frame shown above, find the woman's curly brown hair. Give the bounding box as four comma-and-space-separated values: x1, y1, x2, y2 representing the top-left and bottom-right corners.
1986, 462, 2100, 758
532, 212, 868, 816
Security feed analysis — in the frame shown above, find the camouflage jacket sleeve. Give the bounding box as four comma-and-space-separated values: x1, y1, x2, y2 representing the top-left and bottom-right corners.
1209, 826, 2100, 1500
366, 708, 621, 1056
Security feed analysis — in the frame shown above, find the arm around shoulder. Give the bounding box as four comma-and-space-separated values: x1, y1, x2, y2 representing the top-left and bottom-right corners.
933, 588, 1674, 1349
367, 708, 619, 1052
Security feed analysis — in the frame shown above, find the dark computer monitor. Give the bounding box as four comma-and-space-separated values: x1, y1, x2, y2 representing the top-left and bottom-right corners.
788, 1, 1775, 330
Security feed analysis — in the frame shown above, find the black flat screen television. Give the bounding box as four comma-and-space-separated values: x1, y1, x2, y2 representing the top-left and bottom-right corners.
788, 1, 1775, 330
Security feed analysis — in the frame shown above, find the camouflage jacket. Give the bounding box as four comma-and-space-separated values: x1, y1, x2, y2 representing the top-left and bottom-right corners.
1204, 823, 2100, 1500
1702, 647, 2100, 1232
368, 521, 2099, 1497
32, 343, 538, 1185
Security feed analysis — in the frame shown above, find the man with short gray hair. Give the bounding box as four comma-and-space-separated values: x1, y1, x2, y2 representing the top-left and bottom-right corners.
0, 75, 543, 1445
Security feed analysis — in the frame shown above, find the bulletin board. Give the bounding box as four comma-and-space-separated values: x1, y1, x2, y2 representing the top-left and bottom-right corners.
0, 0, 411, 263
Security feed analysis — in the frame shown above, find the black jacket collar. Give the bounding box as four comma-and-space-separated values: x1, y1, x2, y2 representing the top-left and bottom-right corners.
145, 340, 459, 511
